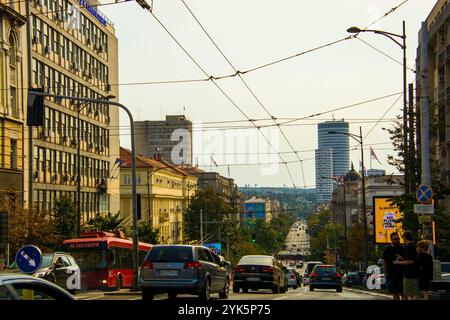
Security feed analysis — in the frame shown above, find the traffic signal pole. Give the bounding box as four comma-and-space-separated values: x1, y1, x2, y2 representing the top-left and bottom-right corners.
27, 90, 141, 291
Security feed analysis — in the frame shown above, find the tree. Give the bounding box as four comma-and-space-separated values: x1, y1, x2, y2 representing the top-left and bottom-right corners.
87, 213, 125, 232
137, 221, 160, 244
53, 195, 77, 240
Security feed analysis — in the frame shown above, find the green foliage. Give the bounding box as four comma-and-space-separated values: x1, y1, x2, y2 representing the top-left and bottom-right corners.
137, 221, 160, 244
388, 194, 421, 238
53, 195, 78, 240
86, 213, 125, 232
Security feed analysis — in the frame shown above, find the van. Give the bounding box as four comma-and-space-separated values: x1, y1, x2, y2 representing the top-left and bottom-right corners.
303, 261, 323, 285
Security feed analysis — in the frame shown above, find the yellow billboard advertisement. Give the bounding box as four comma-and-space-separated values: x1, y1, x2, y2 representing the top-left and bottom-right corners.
373, 197, 404, 244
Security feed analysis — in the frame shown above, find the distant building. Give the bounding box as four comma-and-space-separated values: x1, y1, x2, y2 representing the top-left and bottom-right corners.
135, 115, 193, 166
366, 169, 386, 176
244, 197, 271, 223
315, 120, 350, 203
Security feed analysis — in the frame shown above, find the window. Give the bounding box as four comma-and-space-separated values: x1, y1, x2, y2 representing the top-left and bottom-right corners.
10, 139, 18, 169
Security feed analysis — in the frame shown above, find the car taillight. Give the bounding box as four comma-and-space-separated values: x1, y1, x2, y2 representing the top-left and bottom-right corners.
234, 266, 245, 273
184, 261, 202, 269
310, 272, 318, 278
336, 273, 342, 278
261, 266, 274, 273
142, 261, 153, 269
290, 275, 296, 279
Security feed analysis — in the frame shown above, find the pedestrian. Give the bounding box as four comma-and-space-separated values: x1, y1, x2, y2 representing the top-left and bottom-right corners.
417, 240, 433, 300
394, 231, 420, 300
0, 247, 5, 272
382, 232, 405, 300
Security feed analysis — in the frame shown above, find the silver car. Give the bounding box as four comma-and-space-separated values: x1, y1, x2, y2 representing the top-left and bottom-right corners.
139, 245, 229, 300
0, 273, 76, 300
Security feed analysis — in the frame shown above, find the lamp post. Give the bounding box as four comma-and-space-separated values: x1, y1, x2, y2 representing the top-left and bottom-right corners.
347, 22, 408, 193
328, 127, 368, 270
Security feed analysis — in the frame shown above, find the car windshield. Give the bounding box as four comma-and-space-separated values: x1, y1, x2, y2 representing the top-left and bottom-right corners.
238, 256, 273, 266
315, 266, 337, 275
306, 263, 321, 273
442, 263, 450, 273
40, 254, 54, 268
146, 246, 193, 262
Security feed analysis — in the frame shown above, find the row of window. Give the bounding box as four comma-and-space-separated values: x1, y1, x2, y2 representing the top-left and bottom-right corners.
33, 146, 110, 188
32, 16, 110, 91
32, 58, 111, 125
37, 106, 110, 156
34, 189, 110, 214
32, 0, 109, 60
122, 174, 183, 189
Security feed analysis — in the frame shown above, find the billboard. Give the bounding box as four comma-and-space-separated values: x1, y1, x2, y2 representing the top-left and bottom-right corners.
204, 243, 222, 255
373, 197, 404, 244
244, 203, 266, 223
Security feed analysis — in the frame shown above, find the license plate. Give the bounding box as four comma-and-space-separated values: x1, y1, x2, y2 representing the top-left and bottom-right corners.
322, 277, 332, 280
247, 277, 260, 281
159, 270, 179, 276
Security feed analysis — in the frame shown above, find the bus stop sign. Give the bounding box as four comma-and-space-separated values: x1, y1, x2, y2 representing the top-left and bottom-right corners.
15, 245, 42, 274
416, 184, 433, 204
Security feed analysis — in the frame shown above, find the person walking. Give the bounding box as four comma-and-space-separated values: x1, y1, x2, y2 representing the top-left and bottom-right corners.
394, 231, 420, 300
417, 240, 433, 300
382, 232, 405, 300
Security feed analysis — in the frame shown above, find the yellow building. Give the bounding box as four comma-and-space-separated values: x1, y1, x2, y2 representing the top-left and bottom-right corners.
119, 148, 197, 244
0, 1, 27, 203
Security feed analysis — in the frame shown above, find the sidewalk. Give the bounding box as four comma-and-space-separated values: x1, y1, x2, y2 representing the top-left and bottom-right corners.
343, 287, 392, 299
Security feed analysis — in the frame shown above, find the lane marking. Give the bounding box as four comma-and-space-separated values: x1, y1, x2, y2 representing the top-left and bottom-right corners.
273, 296, 288, 300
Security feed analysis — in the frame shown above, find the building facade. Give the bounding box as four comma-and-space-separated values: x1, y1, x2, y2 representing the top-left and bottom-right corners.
119, 148, 197, 244
244, 197, 271, 223
315, 147, 334, 203
135, 115, 193, 166
0, 1, 27, 205
317, 120, 350, 176
418, 0, 450, 210
24, 0, 119, 222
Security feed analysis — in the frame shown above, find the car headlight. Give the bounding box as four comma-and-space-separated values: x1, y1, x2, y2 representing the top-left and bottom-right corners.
33, 272, 48, 278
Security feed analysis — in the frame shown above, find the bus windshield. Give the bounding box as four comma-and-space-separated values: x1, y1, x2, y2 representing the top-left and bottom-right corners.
69, 248, 107, 270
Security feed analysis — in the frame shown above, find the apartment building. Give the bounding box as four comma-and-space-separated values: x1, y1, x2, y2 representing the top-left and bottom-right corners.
0, 1, 27, 205
25, 0, 119, 222
135, 115, 193, 166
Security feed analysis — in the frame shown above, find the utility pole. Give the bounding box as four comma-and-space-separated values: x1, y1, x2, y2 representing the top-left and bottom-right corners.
147, 168, 152, 229
408, 83, 416, 193
360, 126, 369, 270
402, 21, 409, 195
419, 22, 434, 258
200, 209, 203, 245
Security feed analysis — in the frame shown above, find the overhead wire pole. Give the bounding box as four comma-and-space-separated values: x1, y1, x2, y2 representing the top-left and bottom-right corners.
27, 91, 141, 291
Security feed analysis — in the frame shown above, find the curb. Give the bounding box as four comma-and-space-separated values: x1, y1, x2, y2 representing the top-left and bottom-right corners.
103, 290, 142, 296
343, 287, 392, 299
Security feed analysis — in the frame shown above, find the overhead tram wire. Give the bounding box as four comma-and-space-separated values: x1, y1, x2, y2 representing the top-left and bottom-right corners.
147, 10, 298, 188
363, 0, 409, 30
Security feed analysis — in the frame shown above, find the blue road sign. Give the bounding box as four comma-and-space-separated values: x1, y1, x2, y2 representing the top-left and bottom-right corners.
416, 184, 433, 204
15, 245, 42, 274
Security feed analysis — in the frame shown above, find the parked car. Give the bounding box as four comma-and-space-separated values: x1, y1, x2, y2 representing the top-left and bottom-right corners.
441, 262, 450, 281
286, 268, 299, 289
0, 273, 76, 300
303, 261, 323, 285
309, 264, 342, 292
233, 255, 287, 294
6, 252, 79, 294
139, 245, 229, 300
342, 272, 362, 287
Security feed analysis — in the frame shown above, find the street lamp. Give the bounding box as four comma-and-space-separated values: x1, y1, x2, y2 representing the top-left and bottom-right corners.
328, 127, 368, 270
347, 22, 408, 193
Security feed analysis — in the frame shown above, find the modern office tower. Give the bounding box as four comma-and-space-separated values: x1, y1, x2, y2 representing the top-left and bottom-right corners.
315, 120, 350, 203
315, 148, 334, 203
135, 115, 193, 166
25, 0, 119, 222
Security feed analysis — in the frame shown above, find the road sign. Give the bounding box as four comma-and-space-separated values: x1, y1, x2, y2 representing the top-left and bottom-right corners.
414, 204, 434, 214
416, 184, 433, 204
15, 245, 42, 274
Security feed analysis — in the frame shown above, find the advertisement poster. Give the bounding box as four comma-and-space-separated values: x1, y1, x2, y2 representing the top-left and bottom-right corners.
373, 197, 404, 244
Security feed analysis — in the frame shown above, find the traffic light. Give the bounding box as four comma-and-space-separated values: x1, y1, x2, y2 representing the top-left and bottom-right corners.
27, 89, 45, 126
252, 232, 256, 243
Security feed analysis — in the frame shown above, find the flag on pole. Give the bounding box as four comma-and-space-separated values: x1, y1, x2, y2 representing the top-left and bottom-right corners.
359, 159, 366, 172
370, 147, 382, 165
228, 165, 231, 177
210, 156, 218, 167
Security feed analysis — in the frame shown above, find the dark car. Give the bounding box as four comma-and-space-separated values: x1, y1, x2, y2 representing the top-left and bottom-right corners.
139, 245, 229, 300
233, 255, 287, 294
309, 264, 342, 292
343, 272, 362, 287
7, 252, 79, 294
0, 273, 76, 300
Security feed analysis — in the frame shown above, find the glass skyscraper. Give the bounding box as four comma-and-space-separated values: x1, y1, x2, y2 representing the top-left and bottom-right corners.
315, 120, 350, 203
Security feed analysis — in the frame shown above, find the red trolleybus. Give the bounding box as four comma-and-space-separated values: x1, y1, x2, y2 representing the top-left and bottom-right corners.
63, 231, 152, 290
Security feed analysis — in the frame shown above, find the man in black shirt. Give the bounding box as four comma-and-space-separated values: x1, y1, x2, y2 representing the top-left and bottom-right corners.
394, 231, 420, 300
382, 232, 404, 300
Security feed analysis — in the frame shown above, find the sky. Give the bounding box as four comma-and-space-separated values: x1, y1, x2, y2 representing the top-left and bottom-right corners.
99, 0, 436, 188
